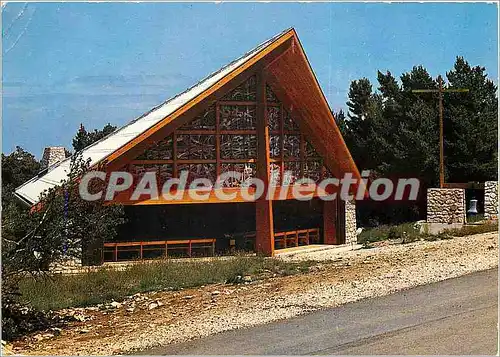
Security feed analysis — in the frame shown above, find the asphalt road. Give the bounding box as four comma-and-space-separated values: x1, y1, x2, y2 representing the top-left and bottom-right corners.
148, 269, 498, 355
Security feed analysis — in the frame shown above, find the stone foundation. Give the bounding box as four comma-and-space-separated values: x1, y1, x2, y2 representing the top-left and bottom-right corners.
345, 200, 357, 245
49, 258, 84, 274
484, 181, 498, 220
427, 188, 466, 224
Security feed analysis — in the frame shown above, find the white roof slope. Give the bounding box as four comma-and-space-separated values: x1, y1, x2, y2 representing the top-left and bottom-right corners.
15, 29, 291, 205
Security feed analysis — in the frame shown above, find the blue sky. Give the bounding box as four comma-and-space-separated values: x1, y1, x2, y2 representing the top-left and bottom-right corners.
2, 2, 498, 157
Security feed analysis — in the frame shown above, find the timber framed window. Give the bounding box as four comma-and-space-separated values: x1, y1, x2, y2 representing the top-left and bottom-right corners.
126, 76, 332, 187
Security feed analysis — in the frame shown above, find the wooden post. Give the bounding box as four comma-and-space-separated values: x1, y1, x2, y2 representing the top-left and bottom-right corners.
323, 199, 337, 244
173, 131, 178, 178
300, 134, 305, 177
114, 245, 118, 262
215, 102, 221, 177
438, 75, 444, 189
255, 69, 275, 256
279, 103, 285, 185
412, 78, 468, 189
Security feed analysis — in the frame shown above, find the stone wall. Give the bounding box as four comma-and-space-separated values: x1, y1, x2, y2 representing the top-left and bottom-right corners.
49, 258, 83, 274
427, 188, 465, 224
345, 200, 357, 245
484, 181, 498, 220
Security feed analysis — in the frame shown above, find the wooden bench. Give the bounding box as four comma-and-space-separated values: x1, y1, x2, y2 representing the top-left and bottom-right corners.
103, 238, 216, 262
243, 228, 320, 250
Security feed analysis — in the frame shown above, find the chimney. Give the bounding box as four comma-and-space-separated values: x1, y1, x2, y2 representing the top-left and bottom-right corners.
41, 147, 67, 168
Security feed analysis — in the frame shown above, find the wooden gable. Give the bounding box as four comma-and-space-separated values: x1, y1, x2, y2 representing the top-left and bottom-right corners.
120, 76, 330, 193
105, 29, 359, 205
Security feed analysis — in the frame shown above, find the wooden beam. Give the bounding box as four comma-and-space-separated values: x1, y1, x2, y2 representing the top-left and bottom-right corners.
255, 69, 275, 257
279, 103, 285, 185
323, 199, 337, 244
218, 101, 257, 106
215, 102, 221, 177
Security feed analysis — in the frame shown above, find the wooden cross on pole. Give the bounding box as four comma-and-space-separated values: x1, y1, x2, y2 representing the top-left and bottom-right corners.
412, 75, 469, 188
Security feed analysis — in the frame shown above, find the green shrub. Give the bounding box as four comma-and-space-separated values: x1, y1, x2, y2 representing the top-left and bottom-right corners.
443, 221, 498, 237
358, 222, 420, 245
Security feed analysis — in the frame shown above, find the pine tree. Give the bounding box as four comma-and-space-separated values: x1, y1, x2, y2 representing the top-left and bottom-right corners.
344, 58, 497, 224
444, 57, 498, 182
345, 78, 384, 171
72, 124, 89, 153
333, 109, 347, 135
1, 147, 41, 209
72, 123, 117, 152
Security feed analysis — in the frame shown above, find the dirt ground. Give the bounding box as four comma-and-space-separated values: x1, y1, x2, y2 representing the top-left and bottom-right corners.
9, 231, 498, 356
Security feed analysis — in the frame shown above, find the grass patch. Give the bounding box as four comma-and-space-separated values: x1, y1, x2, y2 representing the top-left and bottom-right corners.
467, 214, 485, 224
358, 220, 498, 248
18, 222, 498, 312
358, 222, 421, 246
19, 256, 316, 311
443, 221, 498, 237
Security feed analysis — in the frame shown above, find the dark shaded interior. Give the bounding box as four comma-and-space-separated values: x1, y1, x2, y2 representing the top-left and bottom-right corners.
113, 199, 324, 252
273, 198, 323, 238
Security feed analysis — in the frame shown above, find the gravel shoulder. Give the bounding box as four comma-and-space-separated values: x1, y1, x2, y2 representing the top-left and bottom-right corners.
12, 231, 498, 356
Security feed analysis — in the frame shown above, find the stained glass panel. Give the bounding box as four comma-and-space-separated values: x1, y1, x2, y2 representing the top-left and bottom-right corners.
270, 163, 281, 186
136, 136, 173, 160
323, 167, 334, 179
220, 105, 256, 130
283, 134, 301, 158
266, 84, 279, 103
129, 164, 173, 183
176, 135, 216, 160
220, 163, 256, 187
177, 163, 216, 185
269, 135, 281, 158
283, 161, 301, 185
304, 160, 323, 182
283, 110, 299, 131
221, 75, 256, 101
305, 140, 320, 159
179, 105, 216, 130
220, 134, 257, 159
267, 106, 280, 131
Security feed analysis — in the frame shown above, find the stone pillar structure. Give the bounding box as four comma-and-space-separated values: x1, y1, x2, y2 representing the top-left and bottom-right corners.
344, 200, 357, 245
484, 181, 498, 220
425, 188, 465, 234
41, 146, 67, 168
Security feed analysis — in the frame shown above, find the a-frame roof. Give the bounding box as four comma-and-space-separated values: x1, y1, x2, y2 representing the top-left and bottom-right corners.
15, 28, 359, 205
